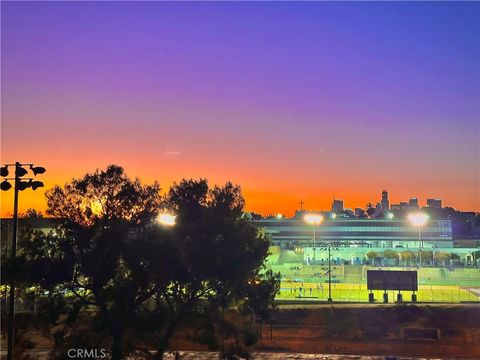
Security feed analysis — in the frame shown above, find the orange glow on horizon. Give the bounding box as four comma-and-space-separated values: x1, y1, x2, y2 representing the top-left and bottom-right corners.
1, 162, 478, 218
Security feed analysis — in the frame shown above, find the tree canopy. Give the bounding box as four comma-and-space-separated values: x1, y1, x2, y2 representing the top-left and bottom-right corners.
133, 178, 275, 359
5, 165, 278, 360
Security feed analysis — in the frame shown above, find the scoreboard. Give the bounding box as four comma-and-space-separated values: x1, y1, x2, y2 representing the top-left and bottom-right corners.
367, 270, 418, 291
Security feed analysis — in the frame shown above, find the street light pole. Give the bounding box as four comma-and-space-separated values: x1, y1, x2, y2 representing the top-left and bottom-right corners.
408, 212, 428, 269
304, 214, 323, 263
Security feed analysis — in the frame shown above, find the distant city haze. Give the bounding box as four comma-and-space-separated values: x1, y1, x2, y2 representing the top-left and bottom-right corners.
1, 1, 479, 216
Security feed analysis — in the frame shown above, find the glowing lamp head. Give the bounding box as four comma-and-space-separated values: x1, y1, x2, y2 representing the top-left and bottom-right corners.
408, 212, 428, 227
304, 213, 324, 225
157, 212, 176, 226
276, 213, 283, 219
386, 212, 394, 220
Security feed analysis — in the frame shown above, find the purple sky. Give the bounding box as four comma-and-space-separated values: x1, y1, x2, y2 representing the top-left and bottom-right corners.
1, 1, 479, 215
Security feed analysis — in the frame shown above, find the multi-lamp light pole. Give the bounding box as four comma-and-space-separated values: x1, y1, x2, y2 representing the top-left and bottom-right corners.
1, 162, 46, 360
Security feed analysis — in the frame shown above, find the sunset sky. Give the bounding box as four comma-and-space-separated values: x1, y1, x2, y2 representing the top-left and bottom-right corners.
1, 1, 479, 217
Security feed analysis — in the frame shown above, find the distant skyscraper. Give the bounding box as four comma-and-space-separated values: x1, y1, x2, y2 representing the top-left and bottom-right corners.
381, 190, 390, 211
408, 198, 419, 210
332, 199, 344, 213
427, 198, 442, 209
391, 198, 422, 211
374, 202, 383, 217
391, 202, 409, 211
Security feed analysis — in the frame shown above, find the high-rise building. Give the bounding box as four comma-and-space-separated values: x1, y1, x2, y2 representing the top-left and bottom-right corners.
391, 202, 409, 211
374, 202, 383, 217
427, 198, 442, 209
381, 190, 390, 211
391, 198, 421, 211
332, 199, 344, 213
408, 198, 419, 210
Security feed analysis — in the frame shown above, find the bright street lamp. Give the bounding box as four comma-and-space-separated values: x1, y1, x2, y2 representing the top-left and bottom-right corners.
304, 214, 323, 261
408, 212, 428, 227
408, 212, 429, 267
157, 212, 176, 226
304, 214, 323, 226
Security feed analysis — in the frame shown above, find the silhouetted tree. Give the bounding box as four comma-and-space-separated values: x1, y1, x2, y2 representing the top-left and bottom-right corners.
42, 165, 161, 359
0, 209, 58, 360
133, 179, 275, 359
365, 203, 375, 219
6, 169, 278, 359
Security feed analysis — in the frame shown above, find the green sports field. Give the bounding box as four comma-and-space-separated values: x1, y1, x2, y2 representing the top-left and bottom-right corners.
267, 251, 480, 303
277, 282, 479, 303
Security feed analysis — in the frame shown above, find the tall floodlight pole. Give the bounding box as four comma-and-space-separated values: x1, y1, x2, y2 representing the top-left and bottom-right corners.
1, 162, 46, 360
304, 214, 323, 261
408, 212, 428, 268
7, 170, 19, 360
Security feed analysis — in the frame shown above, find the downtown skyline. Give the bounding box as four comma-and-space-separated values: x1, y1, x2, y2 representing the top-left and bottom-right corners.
1, 1, 479, 217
